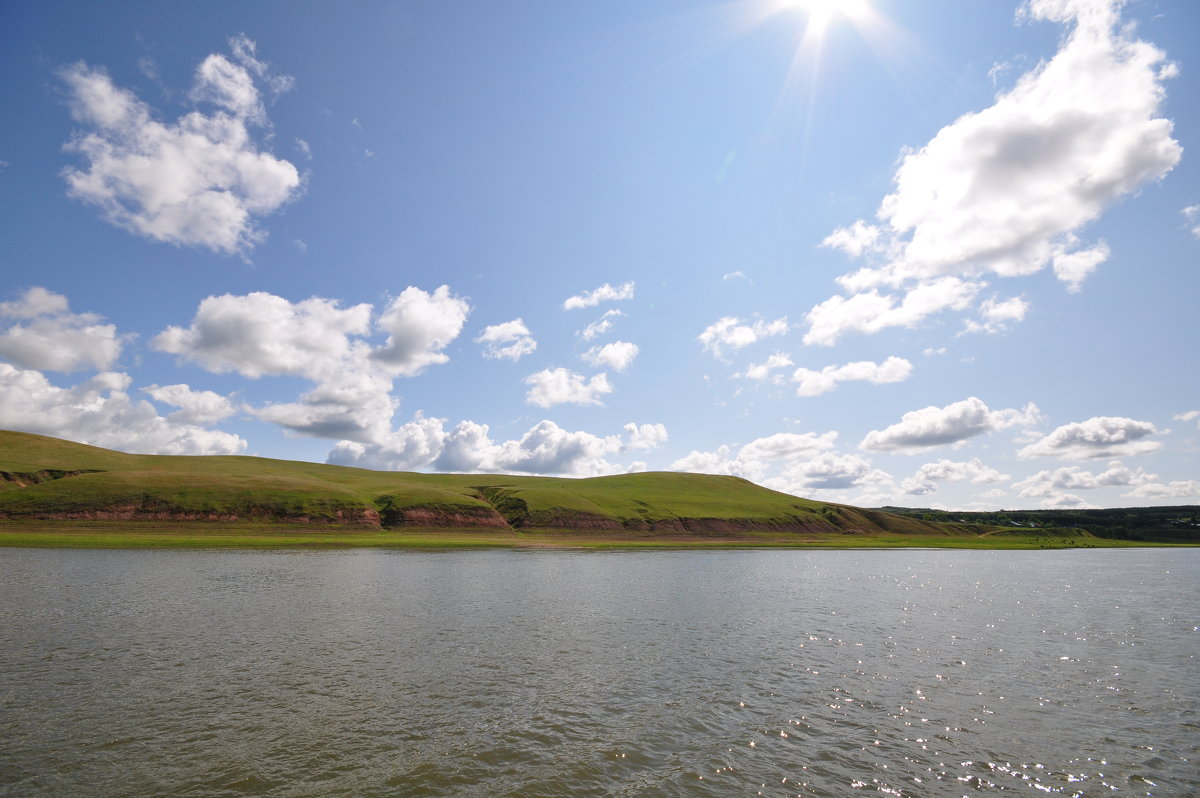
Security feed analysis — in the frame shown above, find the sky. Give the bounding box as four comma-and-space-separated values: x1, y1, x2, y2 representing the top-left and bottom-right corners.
0, 0, 1197, 511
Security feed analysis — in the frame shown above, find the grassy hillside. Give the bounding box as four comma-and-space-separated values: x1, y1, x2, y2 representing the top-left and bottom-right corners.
879, 505, 1200, 543
0, 430, 1133, 549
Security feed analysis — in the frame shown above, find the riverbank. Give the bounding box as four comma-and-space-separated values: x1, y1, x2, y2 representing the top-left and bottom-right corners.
0, 520, 1185, 550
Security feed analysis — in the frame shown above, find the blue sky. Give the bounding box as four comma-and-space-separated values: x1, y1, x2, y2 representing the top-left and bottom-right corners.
1, 0, 1197, 510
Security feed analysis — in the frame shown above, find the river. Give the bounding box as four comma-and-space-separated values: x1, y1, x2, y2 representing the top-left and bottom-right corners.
1, 547, 1196, 796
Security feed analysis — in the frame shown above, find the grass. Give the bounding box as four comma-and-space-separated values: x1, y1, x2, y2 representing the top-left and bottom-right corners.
0, 519, 1178, 551
1, 430, 1194, 551
0, 431, 852, 531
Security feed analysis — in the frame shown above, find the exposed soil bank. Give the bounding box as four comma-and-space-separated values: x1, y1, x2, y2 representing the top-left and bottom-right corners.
0, 520, 1176, 550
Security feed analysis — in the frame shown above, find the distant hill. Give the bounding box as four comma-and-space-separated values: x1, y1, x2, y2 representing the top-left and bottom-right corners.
0, 430, 986, 540
878, 505, 1200, 543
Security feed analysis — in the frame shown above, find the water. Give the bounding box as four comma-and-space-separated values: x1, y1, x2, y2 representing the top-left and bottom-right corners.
1, 547, 1196, 797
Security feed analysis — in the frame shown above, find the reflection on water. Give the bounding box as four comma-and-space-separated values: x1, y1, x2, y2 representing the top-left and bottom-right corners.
1, 547, 1196, 796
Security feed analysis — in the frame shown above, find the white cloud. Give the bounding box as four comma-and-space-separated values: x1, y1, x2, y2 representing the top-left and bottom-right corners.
1125, 480, 1200, 499
563, 281, 635, 310
791, 356, 912, 397
821, 219, 881, 258
698, 316, 788, 358
59, 35, 301, 255
372, 286, 470, 376
153, 292, 373, 380
861, 396, 1042, 453
153, 287, 468, 443
0, 364, 244, 455
1035, 492, 1098, 509
961, 295, 1029, 335
741, 352, 794, 382
670, 431, 892, 498
1015, 460, 1151, 497
1173, 409, 1200, 429
808, 0, 1180, 343
0, 286, 69, 318
902, 458, 1010, 495
669, 445, 742, 478
1182, 205, 1200, 238
623, 422, 668, 451
1018, 415, 1161, 459
327, 414, 648, 477
738, 431, 839, 463
524, 368, 613, 408
1051, 240, 1110, 293
671, 430, 838, 486
988, 60, 1015, 86
778, 452, 875, 490
582, 341, 639, 372
0, 287, 122, 372
805, 278, 980, 346
580, 309, 624, 341
722, 271, 749, 282
1014, 459, 1196, 500
251, 369, 398, 443
144, 383, 236, 426
476, 318, 537, 361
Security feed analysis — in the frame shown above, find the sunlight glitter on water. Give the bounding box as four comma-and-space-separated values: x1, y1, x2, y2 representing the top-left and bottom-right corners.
1, 547, 1197, 797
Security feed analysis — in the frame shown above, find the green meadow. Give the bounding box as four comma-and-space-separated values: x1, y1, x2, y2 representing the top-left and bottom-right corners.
0, 430, 1186, 550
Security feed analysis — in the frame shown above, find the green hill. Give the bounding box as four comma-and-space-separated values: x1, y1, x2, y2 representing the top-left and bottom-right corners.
0, 430, 1103, 549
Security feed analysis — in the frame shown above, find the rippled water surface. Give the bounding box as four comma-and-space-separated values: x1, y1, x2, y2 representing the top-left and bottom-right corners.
1, 547, 1197, 796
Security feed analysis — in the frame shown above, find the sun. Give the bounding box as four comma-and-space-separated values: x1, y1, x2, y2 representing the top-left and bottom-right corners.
776, 0, 872, 38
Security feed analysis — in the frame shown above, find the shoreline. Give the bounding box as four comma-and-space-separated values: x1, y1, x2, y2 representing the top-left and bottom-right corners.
0, 521, 1188, 550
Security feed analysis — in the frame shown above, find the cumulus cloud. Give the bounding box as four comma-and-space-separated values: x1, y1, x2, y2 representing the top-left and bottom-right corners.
739, 431, 838, 463
807, 0, 1180, 344
961, 295, 1029, 335
372, 286, 470, 376
0, 286, 69, 318
1183, 205, 1200, 238
60, 35, 302, 255
623, 422, 668, 451
670, 431, 895, 499
563, 281, 635, 310
821, 219, 881, 258
327, 414, 658, 477
1018, 416, 1161, 459
524, 368, 613, 408
698, 316, 788, 359
1014, 460, 1197, 502
1173, 409, 1200, 429
144, 383, 237, 426
805, 278, 979, 346
671, 430, 838, 485
861, 396, 1042, 453
0, 364, 244, 455
779, 452, 875, 490
741, 353, 794, 383
153, 292, 373, 380
1015, 460, 1151, 497
901, 458, 1010, 495
251, 369, 398, 443
1051, 240, 1110, 293
582, 341, 639, 372
791, 356, 912, 397
0, 287, 122, 372
1125, 480, 1200, 499
154, 287, 469, 443
476, 318, 536, 361
579, 309, 624, 341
